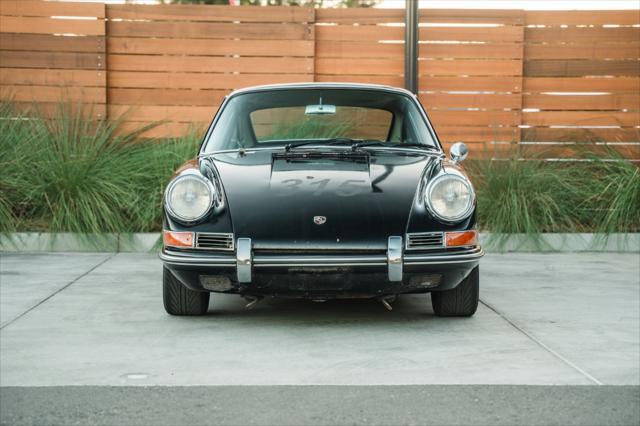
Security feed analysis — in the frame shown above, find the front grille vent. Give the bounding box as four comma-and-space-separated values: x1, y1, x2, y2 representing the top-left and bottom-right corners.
405, 232, 444, 250
196, 233, 234, 251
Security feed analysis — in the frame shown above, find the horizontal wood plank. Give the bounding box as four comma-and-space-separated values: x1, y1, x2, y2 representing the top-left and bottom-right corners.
314, 74, 404, 87
0, 51, 104, 70
420, 93, 522, 109
524, 60, 640, 77
419, 59, 522, 76
524, 93, 640, 110
317, 41, 524, 60
316, 40, 403, 59
0, 33, 105, 53
5, 101, 106, 119
107, 4, 313, 23
317, 25, 523, 42
418, 9, 524, 24
0, 0, 105, 18
525, 43, 640, 60
523, 111, 640, 127
420, 76, 522, 92
316, 8, 403, 24
0, 84, 105, 103
419, 43, 523, 59
108, 54, 314, 74
429, 110, 522, 126
436, 126, 520, 142
109, 88, 226, 107
0, 68, 105, 87
108, 37, 313, 57
316, 59, 522, 77
116, 121, 208, 138
525, 10, 640, 26
107, 21, 312, 40
0, 16, 105, 36
315, 57, 402, 75
525, 27, 640, 43
108, 105, 216, 122
522, 127, 639, 142
108, 71, 312, 89
524, 77, 640, 93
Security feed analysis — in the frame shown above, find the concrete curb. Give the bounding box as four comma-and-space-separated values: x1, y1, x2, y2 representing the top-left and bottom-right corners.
0, 233, 160, 253
0, 232, 638, 253
480, 233, 640, 253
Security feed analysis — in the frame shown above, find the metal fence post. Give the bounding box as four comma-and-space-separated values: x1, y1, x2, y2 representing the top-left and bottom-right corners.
404, 0, 419, 94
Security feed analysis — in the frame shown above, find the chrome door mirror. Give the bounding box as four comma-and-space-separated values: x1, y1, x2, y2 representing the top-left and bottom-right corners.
449, 142, 468, 164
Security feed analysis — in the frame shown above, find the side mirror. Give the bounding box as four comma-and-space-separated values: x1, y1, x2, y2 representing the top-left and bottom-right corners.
449, 142, 468, 164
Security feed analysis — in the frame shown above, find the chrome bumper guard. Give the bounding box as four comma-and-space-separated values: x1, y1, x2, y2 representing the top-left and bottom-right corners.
160, 236, 484, 283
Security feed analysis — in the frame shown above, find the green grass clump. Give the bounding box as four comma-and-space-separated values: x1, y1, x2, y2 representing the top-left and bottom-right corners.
467, 148, 640, 239
0, 102, 200, 233
467, 155, 588, 235
585, 155, 640, 233
0, 103, 31, 232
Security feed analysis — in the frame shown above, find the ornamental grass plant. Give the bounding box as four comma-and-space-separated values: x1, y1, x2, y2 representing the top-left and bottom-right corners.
466, 153, 588, 249
466, 147, 640, 240
582, 152, 640, 234
0, 102, 200, 233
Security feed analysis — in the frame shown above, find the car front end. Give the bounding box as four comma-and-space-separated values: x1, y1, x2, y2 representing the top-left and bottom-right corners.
160, 83, 483, 316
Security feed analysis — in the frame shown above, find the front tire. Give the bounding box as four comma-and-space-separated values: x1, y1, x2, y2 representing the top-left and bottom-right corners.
163, 266, 210, 316
431, 266, 479, 317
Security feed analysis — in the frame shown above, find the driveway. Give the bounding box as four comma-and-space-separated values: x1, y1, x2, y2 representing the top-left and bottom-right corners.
1, 252, 639, 425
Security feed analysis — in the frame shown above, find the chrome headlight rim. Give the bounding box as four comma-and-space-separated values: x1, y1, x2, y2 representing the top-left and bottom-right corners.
425, 173, 475, 224
164, 171, 215, 224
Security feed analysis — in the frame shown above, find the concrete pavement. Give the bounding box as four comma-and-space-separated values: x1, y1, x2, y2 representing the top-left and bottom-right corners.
1, 252, 639, 424
1, 252, 639, 386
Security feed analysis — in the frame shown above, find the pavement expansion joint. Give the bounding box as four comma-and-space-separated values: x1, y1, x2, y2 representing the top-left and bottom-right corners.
0, 254, 115, 331
479, 298, 603, 386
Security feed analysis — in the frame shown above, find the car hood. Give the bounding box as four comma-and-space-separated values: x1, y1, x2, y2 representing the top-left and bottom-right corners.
210, 149, 438, 250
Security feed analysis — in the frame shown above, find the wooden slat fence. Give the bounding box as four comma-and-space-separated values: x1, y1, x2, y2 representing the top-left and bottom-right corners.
416, 9, 525, 155
522, 10, 640, 158
106, 3, 315, 137
1, 1, 638, 159
0, 0, 106, 118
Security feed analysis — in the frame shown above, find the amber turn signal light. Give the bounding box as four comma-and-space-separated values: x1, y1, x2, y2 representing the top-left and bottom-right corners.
163, 231, 194, 248
445, 230, 478, 247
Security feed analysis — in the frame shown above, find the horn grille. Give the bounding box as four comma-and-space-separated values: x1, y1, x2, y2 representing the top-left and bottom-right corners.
405, 232, 444, 250
195, 233, 234, 251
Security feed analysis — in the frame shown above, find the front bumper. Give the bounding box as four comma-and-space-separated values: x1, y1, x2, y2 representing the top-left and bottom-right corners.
161, 237, 483, 298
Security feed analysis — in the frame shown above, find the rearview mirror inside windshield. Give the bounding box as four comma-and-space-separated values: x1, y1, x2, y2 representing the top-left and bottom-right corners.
305, 97, 336, 115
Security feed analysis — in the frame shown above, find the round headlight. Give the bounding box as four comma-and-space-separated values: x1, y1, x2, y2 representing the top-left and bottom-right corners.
426, 174, 474, 223
165, 174, 213, 223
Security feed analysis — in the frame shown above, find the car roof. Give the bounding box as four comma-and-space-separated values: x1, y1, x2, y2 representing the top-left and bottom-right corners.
227, 82, 416, 98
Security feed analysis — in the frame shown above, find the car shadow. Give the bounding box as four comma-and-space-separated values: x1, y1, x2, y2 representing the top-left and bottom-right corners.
193, 293, 447, 325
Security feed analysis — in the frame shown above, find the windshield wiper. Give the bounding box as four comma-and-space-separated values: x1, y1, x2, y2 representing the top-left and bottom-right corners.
395, 143, 440, 152
283, 139, 439, 153
350, 141, 440, 152
285, 138, 360, 151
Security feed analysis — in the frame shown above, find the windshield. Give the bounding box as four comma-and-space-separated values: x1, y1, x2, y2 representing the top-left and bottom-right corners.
201, 88, 439, 154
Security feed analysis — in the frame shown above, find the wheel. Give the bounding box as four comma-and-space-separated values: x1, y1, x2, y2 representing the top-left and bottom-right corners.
163, 266, 210, 316
431, 266, 479, 317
